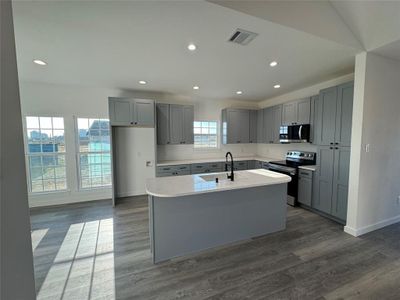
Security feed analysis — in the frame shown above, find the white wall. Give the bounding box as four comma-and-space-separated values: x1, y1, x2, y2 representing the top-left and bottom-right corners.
346, 52, 400, 236
1, 1, 36, 298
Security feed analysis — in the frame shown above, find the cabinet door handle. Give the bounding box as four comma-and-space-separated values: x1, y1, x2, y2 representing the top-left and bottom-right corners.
330, 147, 333, 150
335, 147, 339, 149
135, 122, 138, 125
330, 142, 334, 145
130, 122, 134, 125
335, 142, 339, 145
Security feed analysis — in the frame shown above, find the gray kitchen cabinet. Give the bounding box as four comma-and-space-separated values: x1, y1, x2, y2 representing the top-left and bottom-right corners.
156, 164, 191, 177
314, 82, 354, 147
183, 105, 194, 144
256, 109, 264, 143
222, 108, 250, 144
297, 98, 311, 124
313, 146, 334, 214
263, 107, 273, 143
247, 160, 256, 169
313, 86, 338, 146
249, 110, 257, 143
156, 103, 170, 145
309, 95, 318, 144
256, 160, 263, 168
272, 105, 283, 143
168, 104, 194, 145
298, 169, 313, 206
313, 145, 351, 221
133, 99, 155, 126
191, 162, 223, 174
331, 147, 351, 220
282, 98, 310, 125
226, 160, 248, 171
335, 82, 354, 147
109, 97, 155, 127
282, 102, 297, 125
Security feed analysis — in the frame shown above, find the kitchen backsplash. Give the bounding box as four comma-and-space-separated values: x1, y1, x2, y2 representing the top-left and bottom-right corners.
157, 143, 317, 162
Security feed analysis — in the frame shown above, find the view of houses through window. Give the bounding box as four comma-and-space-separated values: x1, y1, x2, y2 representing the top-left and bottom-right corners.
25, 116, 67, 192
194, 121, 218, 148
77, 118, 112, 189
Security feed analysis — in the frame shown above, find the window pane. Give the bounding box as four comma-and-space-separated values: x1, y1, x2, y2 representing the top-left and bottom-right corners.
39, 117, 52, 129
53, 118, 64, 129
56, 178, 67, 190
26, 116, 39, 128
77, 118, 112, 189
31, 180, 43, 193
43, 179, 56, 192
193, 121, 218, 149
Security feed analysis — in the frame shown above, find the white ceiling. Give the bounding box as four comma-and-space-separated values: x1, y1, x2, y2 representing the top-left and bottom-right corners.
12, 0, 358, 102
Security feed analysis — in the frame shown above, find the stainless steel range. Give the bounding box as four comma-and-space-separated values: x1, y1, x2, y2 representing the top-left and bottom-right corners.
268, 151, 316, 206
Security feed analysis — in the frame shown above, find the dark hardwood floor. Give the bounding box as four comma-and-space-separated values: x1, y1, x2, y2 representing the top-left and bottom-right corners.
30, 196, 400, 300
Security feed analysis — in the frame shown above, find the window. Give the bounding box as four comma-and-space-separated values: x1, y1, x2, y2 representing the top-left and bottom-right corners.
77, 118, 111, 189
25, 116, 67, 193
194, 121, 218, 148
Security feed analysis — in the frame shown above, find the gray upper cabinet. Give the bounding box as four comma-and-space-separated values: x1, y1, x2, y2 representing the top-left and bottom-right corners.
256, 109, 264, 143
282, 98, 310, 125
263, 105, 282, 144
156, 103, 194, 145
133, 99, 155, 126
222, 108, 250, 144
309, 95, 318, 144
182, 105, 194, 144
249, 110, 257, 143
314, 82, 354, 146
109, 97, 155, 127
282, 102, 297, 125
272, 105, 282, 143
156, 103, 170, 145
314, 87, 338, 146
297, 98, 311, 124
109, 98, 131, 126
335, 82, 354, 147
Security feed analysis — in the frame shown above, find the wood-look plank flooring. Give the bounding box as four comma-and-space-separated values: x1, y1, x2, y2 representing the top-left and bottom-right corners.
30, 196, 400, 300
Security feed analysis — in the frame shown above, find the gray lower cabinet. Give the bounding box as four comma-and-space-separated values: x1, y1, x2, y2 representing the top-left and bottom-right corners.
157, 103, 194, 145
227, 160, 248, 171
249, 110, 257, 143
298, 169, 313, 206
109, 97, 155, 127
191, 162, 223, 174
247, 160, 256, 169
312, 145, 350, 221
222, 108, 250, 144
156, 165, 191, 177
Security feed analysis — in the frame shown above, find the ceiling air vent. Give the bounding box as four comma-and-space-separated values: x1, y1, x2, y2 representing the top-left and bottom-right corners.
228, 28, 258, 45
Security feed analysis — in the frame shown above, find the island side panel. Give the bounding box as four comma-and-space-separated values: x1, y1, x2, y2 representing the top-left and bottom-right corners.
151, 184, 287, 263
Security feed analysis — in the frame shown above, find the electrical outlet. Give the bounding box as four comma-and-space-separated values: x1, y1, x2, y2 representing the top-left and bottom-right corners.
365, 144, 370, 153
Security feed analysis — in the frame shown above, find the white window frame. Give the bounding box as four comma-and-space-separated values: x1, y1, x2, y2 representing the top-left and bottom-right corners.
23, 115, 68, 194
74, 117, 112, 190
193, 120, 219, 150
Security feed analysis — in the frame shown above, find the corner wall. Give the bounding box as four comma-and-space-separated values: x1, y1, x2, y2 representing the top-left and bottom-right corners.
346, 52, 400, 236
1, 1, 36, 298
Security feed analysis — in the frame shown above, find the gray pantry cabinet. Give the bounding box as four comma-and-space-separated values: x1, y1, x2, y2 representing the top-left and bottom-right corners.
282, 98, 311, 125
256, 109, 264, 143
156, 103, 194, 145
108, 97, 155, 127
312, 81, 354, 222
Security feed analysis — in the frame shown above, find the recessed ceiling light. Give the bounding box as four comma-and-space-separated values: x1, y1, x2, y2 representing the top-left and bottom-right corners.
139, 80, 147, 85
236, 91, 243, 95
33, 59, 47, 66
193, 86, 199, 90
274, 84, 281, 89
270, 61, 278, 67
188, 44, 197, 51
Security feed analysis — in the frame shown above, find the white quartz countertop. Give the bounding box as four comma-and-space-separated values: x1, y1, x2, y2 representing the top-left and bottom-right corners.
298, 165, 317, 171
156, 156, 279, 166
146, 169, 291, 197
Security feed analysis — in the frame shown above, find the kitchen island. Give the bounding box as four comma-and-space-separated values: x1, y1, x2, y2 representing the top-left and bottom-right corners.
146, 169, 291, 263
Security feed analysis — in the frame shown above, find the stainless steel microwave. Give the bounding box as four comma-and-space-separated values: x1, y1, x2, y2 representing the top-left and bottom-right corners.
279, 124, 310, 143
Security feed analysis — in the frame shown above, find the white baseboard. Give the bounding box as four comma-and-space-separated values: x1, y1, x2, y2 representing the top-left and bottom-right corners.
117, 190, 146, 198
344, 214, 400, 237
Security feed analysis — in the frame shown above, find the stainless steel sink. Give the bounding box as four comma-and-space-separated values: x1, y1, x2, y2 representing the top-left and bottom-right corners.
199, 174, 228, 182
